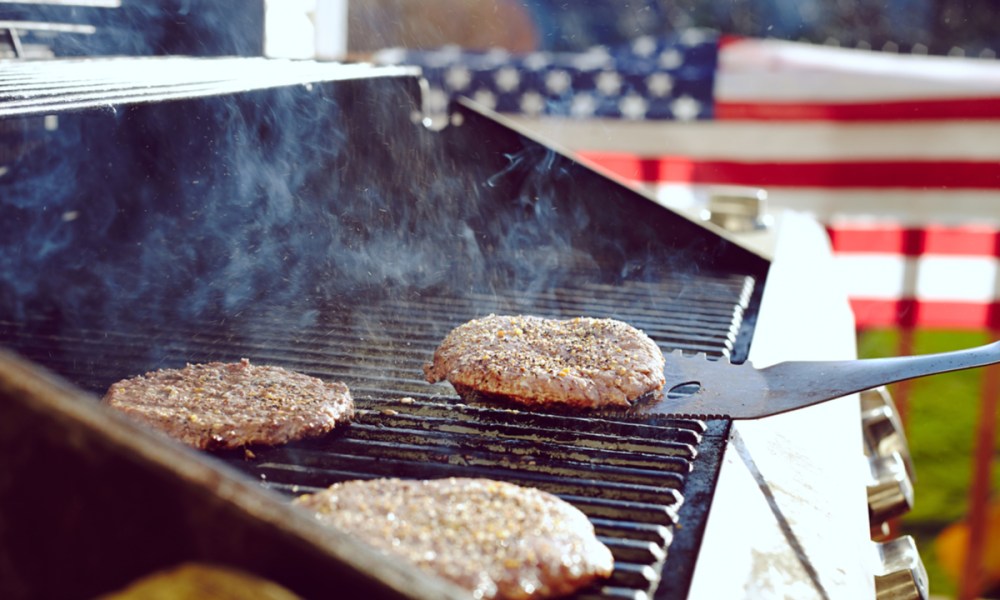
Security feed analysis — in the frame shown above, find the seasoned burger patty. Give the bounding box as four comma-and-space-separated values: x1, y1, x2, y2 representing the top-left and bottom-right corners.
294, 477, 614, 600
101, 563, 303, 600
103, 359, 353, 450
424, 314, 665, 409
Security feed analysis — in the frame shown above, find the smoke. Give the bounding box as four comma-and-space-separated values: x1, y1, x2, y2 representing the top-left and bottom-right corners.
0, 59, 742, 375
0, 72, 502, 336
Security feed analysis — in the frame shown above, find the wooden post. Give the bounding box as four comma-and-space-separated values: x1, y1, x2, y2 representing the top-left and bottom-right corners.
886, 327, 916, 540
958, 331, 1000, 600
893, 327, 915, 426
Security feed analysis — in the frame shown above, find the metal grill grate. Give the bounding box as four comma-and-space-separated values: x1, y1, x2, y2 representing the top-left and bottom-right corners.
0, 273, 755, 390
0, 57, 419, 116
0, 273, 747, 599
231, 397, 728, 600
0, 0, 118, 59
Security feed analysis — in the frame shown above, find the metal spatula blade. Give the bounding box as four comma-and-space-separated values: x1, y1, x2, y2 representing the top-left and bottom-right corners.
649, 341, 1000, 419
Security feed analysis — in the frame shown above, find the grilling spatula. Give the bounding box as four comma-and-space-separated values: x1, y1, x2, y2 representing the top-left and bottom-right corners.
651, 341, 1000, 419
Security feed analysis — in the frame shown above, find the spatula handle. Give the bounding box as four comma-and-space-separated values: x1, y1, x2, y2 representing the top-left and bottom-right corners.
766, 340, 1000, 405
655, 341, 1000, 419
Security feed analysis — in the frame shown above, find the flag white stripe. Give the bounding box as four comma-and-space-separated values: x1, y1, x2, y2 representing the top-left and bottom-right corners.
833, 254, 908, 299
915, 256, 999, 301
833, 254, 1000, 302
509, 117, 1000, 161
720, 188, 1000, 225
645, 185, 1000, 225
718, 38, 1000, 102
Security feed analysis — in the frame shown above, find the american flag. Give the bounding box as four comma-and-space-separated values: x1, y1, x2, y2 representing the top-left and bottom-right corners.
377, 32, 1000, 330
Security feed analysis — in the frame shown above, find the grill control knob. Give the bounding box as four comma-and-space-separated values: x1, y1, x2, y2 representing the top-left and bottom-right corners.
868, 451, 915, 527
863, 388, 916, 531
874, 535, 929, 600
861, 387, 915, 481
700, 186, 772, 232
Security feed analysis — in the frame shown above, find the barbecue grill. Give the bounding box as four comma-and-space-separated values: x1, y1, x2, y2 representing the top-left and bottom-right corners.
0, 55, 919, 599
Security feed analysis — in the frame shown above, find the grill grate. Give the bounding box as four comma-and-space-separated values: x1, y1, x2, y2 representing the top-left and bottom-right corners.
1, 273, 755, 389
0, 57, 418, 116
228, 397, 728, 600
1, 273, 747, 599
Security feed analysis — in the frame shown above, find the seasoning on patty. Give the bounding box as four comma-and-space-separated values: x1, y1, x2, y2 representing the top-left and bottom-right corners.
293, 477, 614, 599
424, 314, 665, 409
103, 359, 353, 450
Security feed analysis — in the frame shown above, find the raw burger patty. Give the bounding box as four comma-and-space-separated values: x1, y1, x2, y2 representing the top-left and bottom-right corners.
103, 359, 353, 450
293, 477, 614, 600
424, 314, 665, 409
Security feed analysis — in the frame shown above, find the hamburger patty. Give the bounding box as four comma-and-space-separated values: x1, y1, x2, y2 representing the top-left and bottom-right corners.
424, 314, 665, 409
293, 477, 614, 600
103, 359, 353, 450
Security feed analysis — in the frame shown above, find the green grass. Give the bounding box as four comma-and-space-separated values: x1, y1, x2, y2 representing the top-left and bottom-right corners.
858, 328, 999, 598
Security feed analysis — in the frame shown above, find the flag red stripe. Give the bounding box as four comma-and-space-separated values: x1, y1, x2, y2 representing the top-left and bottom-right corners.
715, 97, 1000, 121
851, 299, 1000, 329
717, 34, 747, 49
827, 225, 1000, 256
577, 152, 1000, 189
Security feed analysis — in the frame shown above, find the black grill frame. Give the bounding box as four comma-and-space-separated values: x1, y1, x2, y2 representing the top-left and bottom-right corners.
0, 60, 769, 599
